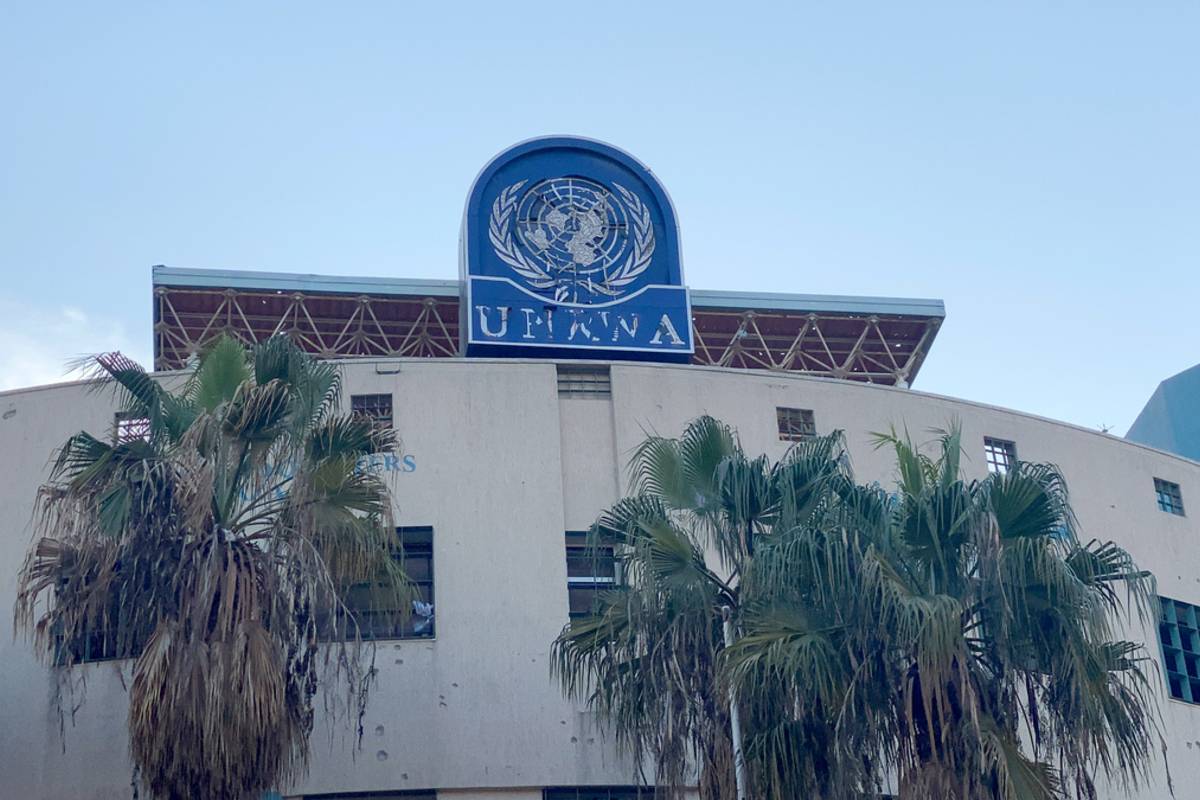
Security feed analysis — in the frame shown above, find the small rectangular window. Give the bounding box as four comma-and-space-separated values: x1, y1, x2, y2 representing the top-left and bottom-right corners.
565, 531, 617, 618
54, 582, 152, 664
1155, 478, 1185, 516
351, 393, 394, 428
345, 526, 434, 640
113, 411, 151, 444
776, 407, 816, 441
983, 437, 1017, 475
557, 365, 611, 398
1159, 597, 1200, 703
545, 788, 660, 800
303, 793, 436, 800
56, 622, 123, 664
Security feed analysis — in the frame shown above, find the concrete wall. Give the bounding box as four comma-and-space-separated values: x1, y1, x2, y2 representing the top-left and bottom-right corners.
1, 358, 1198, 798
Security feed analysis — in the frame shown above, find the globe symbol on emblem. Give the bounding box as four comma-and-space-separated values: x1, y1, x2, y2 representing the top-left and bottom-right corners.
516, 178, 630, 286
489, 175, 656, 304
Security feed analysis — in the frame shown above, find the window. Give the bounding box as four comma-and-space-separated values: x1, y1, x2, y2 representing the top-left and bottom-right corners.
113, 411, 151, 444
565, 531, 617, 618
351, 393, 394, 428
983, 437, 1017, 475
53, 580, 149, 664
1155, 478, 1185, 516
304, 793, 435, 800
56, 620, 123, 664
557, 365, 611, 398
1159, 597, 1200, 703
545, 789, 660, 800
776, 407, 816, 441
345, 526, 434, 640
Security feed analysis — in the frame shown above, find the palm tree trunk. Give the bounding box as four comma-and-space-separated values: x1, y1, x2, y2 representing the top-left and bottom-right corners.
721, 606, 748, 800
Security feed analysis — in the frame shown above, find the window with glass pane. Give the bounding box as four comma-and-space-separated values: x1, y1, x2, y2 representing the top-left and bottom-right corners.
983, 437, 1017, 474
351, 393, 394, 427
776, 407, 816, 441
565, 531, 617, 618
1155, 478, 1185, 516
303, 792, 435, 800
345, 526, 434, 640
114, 411, 151, 444
55, 616, 123, 664
1159, 597, 1200, 703
545, 788, 660, 800
52, 577, 158, 663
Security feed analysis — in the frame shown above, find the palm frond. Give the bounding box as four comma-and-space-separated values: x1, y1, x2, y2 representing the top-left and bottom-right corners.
978, 717, 1064, 800
14, 336, 411, 800
253, 334, 342, 433
189, 334, 252, 411
309, 414, 395, 462
84, 350, 197, 443
629, 415, 735, 512
556, 415, 1166, 800
870, 424, 929, 497
985, 462, 1078, 543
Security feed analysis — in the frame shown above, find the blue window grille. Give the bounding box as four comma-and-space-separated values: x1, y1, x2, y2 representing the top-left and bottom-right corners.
1159, 597, 1200, 703
1155, 478, 1185, 516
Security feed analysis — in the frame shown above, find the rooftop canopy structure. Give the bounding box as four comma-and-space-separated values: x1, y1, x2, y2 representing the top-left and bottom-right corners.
152, 266, 944, 387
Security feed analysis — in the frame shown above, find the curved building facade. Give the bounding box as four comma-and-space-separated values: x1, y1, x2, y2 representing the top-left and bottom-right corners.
2, 137, 1196, 798
1, 357, 1199, 799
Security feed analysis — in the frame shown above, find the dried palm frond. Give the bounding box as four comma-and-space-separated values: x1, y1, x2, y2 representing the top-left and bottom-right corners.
14, 334, 413, 800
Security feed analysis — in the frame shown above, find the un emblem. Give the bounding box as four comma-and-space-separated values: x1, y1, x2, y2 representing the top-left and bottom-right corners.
489, 177, 655, 303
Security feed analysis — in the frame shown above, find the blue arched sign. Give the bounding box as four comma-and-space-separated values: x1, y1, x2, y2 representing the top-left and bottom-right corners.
461, 136, 693, 361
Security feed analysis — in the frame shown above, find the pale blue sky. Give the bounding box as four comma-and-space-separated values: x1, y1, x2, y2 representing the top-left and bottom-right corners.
1, 2, 1196, 433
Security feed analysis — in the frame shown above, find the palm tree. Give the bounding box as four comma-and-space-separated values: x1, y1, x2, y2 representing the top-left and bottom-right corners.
551, 416, 861, 799
554, 417, 1166, 800
14, 334, 413, 800
727, 425, 1165, 799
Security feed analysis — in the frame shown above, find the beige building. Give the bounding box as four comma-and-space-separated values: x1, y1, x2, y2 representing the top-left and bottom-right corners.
2, 349, 1199, 799
0, 136, 1194, 800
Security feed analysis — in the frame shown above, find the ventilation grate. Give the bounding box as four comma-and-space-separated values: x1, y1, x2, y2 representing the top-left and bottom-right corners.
557, 365, 612, 398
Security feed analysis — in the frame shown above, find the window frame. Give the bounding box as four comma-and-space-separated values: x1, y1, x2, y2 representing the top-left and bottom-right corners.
351, 393, 394, 427
344, 526, 435, 641
544, 788, 661, 800
302, 792, 436, 800
54, 615, 126, 665
1159, 597, 1200, 704
776, 406, 816, 441
1155, 478, 1185, 516
565, 530, 618, 619
983, 437, 1017, 475
113, 411, 151, 445
52, 575, 154, 665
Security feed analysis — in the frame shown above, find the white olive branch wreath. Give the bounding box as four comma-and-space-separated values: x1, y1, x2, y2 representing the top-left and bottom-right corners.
487, 179, 656, 299
601, 182, 655, 292
488, 180, 557, 290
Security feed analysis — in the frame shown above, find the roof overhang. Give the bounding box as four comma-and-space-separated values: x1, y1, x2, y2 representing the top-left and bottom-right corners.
152, 266, 944, 386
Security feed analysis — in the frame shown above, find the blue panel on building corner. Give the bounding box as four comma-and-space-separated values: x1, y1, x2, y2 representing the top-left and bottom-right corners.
461, 136, 693, 361
1127, 362, 1200, 462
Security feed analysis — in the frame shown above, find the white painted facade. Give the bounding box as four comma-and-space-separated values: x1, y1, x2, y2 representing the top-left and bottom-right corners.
1, 358, 1198, 799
